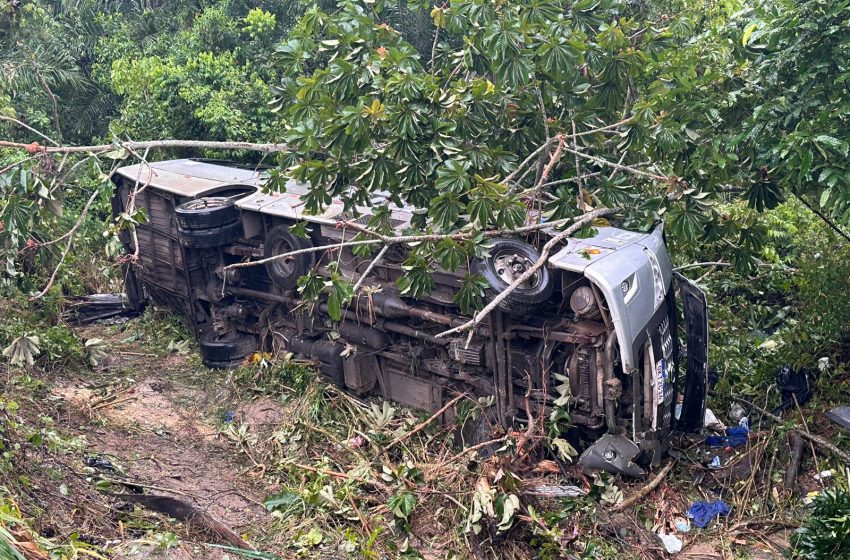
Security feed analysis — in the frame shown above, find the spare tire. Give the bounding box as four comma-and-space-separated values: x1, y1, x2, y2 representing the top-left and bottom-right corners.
175, 197, 239, 230
199, 332, 256, 369
472, 237, 553, 315
177, 221, 243, 249
264, 225, 316, 290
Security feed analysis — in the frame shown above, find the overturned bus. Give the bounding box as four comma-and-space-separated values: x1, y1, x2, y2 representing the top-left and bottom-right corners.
112, 159, 708, 476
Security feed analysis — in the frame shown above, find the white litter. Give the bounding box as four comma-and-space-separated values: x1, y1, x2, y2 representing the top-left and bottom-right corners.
703, 408, 726, 432
657, 533, 683, 554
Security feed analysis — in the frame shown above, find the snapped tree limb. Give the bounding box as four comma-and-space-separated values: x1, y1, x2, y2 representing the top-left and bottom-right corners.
435, 207, 618, 338
0, 139, 291, 154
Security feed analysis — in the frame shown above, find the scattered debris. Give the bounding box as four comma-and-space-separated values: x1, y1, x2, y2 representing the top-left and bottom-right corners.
687, 500, 731, 528
803, 490, 823, 505
83, 455, 115, 472
578, 433, 645, 477
814, 469, 835, 481
774, 364, 813, 413
729, 402, 747, 425
735, 397, 850, 464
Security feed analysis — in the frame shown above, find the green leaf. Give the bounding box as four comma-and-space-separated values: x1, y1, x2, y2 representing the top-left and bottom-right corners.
820, 188, 832, 207
264, 491, 302, 512
289, 221, 311, 239
800, 149, 813, 178
296, 271, 325, 301
497, 51, 533, 88
435, 159, 472, 194
0, 526, 27, 560
434, 239, 465, 272
388, 491, 417, 519
746, 180, 785, 212
496, 493, 520, 533
667, 205, 708, 241
814, 135, 849, 156
453, 274, 489, 314
397, 259, 435, 299
326, 276, 354, 322
467, 196, 495, 229
430, 193, 464, 231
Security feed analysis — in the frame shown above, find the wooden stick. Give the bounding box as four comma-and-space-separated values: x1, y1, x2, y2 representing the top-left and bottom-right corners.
610, 460, 675, 512
347, 494, 372, 536
91, 395, 137, 411
289, 463, 390, 492
88, 385, 135, 408
783, 431, 806, 489
439, 434, 512, 467
386, 394, 466, 451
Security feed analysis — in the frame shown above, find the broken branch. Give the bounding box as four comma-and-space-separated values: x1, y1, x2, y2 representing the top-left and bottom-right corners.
436, 207, 617, 337
610, 460, 675, 512
0, 139, 291, 155
386, 393, 467, 451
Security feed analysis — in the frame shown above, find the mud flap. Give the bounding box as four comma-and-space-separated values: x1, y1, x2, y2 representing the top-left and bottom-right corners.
674, 272, 709, 432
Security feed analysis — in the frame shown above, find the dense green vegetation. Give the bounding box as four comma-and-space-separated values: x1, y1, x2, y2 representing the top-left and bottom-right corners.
1, 0, 850, 558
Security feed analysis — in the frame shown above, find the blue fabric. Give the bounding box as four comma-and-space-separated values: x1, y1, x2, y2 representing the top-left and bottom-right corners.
688, 500, 731, 528
705, 425, 748, 447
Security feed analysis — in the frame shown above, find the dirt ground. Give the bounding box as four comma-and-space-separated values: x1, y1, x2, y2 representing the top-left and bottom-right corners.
43, 326, 290, 558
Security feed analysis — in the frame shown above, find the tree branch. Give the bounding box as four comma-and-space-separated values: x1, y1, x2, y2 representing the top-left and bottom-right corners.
435, 207, 618, 338
222, 209, 618, 273
35, 69, 63, 144
29, 181, 108, 299
610, 460, 675, 511
795, 193, 850, 243
673, 261, 730, 271
0, 139, 291, 154
0, 115, 60, 146
561, 144, 672, 182
352, 244, 389, 293
386, 393, 467, 451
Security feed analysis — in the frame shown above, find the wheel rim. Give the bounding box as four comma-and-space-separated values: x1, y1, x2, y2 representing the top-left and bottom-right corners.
492, 249, 541, 290
270, 239, 296, 277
